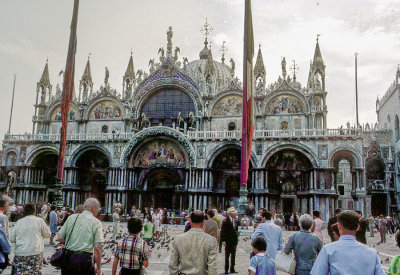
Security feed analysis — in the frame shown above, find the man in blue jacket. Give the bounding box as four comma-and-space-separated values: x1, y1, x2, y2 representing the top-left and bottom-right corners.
251, 210, 282, 259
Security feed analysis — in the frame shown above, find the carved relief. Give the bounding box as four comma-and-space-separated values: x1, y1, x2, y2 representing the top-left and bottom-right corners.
318, 145, 328, 160
266, 95, 303, 115
212, 95, 242, 116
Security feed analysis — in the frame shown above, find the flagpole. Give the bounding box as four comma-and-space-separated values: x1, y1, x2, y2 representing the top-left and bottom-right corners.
54, 0, 79, 207
8, 74, 16, 135
239, 0, 254, 215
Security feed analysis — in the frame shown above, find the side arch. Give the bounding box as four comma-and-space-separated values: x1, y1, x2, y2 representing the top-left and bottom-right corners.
261, 143, 319, 168
26, 146, 58, 166
207, 142, 257, 168
328, 147, 362, 169
69, 144, 112, 167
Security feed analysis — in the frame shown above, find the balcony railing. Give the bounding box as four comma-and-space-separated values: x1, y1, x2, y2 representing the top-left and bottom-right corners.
4, 128, 363, 143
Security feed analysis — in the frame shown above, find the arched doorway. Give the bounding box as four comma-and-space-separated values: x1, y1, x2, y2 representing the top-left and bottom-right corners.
76, 149, 109, 206
266, 149, 313, 213
33, 153, 58, 186
366, 147, 387, 216
211, 147, 253, 209
142, 168, 181, 209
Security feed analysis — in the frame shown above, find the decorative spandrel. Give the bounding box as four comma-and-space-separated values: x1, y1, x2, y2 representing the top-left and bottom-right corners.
89, 101, 123, 120
266, 95, 303, 115
212, 95, 242, 116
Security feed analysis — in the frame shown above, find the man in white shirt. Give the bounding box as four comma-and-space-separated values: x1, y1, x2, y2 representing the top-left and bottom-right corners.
11, 203, 51, 274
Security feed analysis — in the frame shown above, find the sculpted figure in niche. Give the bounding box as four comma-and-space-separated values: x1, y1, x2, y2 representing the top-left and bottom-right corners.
314, 73, 322, 90
176, 112, 184, 129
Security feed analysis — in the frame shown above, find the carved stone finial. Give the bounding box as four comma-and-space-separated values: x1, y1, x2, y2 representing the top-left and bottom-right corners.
281, 57, 287, 79
104, 67, 109, 85
166, 26, 173, 57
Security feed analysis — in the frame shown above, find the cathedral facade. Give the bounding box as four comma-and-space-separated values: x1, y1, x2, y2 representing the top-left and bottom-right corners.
1, 26, 397, 220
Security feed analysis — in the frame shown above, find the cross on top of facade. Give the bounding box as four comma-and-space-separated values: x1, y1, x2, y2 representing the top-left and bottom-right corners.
201, 18, 213, 42
290, 60, 300, 81
220, 41, 228, 63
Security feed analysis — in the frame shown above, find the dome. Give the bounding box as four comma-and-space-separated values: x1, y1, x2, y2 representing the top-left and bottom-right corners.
186, 59, 233, 89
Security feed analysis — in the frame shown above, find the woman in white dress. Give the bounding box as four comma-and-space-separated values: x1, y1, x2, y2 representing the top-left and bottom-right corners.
153, 209, 162, 240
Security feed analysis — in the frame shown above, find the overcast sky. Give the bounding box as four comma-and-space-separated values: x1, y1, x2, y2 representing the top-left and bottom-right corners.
1, 0, 399, 142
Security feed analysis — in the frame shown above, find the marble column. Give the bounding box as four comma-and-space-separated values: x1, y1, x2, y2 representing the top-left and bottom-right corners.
203, 195, 207, 210
194, 194, 198, 210
315, 196, 320, 210
309, 197, 314, 213
189, 194, 193, 211
325, 197, 330, 221
202, 169, 205, 188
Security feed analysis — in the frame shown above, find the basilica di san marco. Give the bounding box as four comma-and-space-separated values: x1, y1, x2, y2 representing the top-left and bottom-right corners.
0, 25, 398, 221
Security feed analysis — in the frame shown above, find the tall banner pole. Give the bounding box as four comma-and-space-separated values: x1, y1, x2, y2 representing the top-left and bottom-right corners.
55, 0, 79, 207
239, 0, 254, 215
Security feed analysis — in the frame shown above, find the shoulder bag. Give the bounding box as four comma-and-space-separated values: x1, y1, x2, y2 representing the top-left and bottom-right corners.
50, 214, 80, 268
275, 232, 297, 274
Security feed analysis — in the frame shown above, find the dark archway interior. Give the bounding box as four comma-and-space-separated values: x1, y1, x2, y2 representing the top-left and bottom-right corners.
266, 149, 312, 193
76, 149, 109, 206
143, 168, 181, 209
33, 152, 58, 186
212, 148, 253, 195
366, 158, 385, 184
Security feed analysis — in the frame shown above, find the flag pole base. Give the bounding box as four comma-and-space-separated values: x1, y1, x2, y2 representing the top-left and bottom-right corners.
53, 179, 64, 208
238, 187, 249, 215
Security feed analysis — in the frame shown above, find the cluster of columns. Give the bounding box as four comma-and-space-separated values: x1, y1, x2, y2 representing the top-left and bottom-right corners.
188, 193, 210, 211
18, 167, 45, 185
105, 192, 128, 213
13, 189, 46, 205
63, 168, 78, 185
188, 169, 212, 189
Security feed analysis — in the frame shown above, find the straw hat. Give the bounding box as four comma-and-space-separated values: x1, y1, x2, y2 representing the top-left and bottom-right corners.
227, 207, 237, 214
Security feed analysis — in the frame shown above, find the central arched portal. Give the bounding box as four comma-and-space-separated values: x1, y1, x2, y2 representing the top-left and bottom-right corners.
127, 136, 190, 210
142, 168, 182, 209
76, 149, 109, 206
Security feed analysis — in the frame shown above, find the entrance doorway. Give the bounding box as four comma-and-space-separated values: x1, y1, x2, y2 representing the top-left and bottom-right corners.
283, 198, 294, 213
371, 193, 387, 216
143, 168, 180, 209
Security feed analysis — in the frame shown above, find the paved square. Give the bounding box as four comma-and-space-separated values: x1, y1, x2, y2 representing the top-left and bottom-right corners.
3, 222, 398, 274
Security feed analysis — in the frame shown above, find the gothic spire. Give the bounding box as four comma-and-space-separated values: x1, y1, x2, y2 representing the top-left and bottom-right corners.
313, 35, 324, 67
81, 57, 92, 83
39, 60, 50, 84
200, 18, 213, 60
125, 52, 135, 78
254, 44, 266, 77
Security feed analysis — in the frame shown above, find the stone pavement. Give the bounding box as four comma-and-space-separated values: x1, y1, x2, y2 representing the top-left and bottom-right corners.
4, 222, 399, 274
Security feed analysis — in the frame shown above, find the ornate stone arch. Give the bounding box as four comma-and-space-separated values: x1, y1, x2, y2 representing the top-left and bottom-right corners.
84, 97, 125, 121
207, 142, 257, 168
264, 90, 309, 114
45, 100, 79, 121
26, 146, 58, 166
261, 143, 319, 168
121, 126, 195, 167
328, 147, 362, 169
133, 81, 203, 118
69, 144, 112, 167
209, 90, 242, 117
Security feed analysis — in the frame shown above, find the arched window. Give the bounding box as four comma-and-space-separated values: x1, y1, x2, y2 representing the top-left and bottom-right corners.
101, 125, 108, 133
228, 122, 236, 131
395, 115, 400, 140
141, 89, 196, 127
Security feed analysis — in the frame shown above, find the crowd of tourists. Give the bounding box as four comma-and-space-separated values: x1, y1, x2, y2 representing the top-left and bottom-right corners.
0, 194, 399, 274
